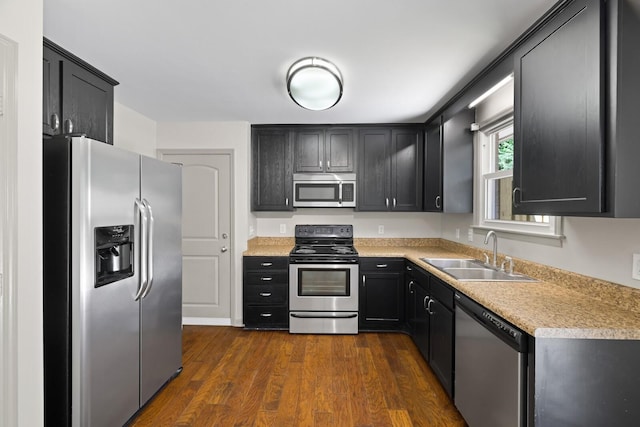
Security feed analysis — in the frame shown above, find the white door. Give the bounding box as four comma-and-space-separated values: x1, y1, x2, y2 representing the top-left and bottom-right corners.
159, 151, 232, 322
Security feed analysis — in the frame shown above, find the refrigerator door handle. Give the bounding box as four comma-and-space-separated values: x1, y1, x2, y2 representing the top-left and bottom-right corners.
141, 199, 154, 298
134, 198, 148, 300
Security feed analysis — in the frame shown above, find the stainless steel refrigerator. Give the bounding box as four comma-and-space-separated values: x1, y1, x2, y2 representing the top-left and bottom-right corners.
43, 135, 183, 426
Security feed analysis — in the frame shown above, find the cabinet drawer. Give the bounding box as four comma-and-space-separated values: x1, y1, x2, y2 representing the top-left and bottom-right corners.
244, 306, 289, 328
360, 258, 404, 271
244, 271, 288, 286
244, 284, 288, 305
430, 276, 454, 310
244, 256, 289, 271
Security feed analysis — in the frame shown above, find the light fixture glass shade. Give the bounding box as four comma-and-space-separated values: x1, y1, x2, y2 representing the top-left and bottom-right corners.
287, 57, 343, 111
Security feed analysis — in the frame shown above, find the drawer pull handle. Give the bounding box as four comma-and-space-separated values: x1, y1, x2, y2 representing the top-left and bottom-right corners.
376, 264, 388, 268
261, 277, 273, 281
260, 262, 273, 267
260, 313, 273, 317
259, 292, 272, 297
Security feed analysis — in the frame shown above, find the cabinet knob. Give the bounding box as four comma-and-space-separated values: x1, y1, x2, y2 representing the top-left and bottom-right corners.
512, 187, 521, 208
64, 118, 74, 134
50, 114, 60, 132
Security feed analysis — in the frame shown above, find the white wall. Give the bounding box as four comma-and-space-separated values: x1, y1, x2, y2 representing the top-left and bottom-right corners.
156, 121, 253, 326
0, 0, 44, 425
256, 210, 442, 238
113, 101, 157, 157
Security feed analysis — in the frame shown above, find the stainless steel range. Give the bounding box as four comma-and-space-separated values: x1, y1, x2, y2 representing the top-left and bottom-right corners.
289, 225, 359, 334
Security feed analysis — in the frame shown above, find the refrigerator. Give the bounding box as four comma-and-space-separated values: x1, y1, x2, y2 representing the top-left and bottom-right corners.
43, 135, 183, 426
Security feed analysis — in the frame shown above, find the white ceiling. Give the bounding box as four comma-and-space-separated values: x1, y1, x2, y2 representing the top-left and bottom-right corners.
43, 0, 557, 124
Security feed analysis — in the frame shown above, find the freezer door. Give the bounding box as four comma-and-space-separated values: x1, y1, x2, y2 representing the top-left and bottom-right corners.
139, 156, 183, 405
71, 138, 141, 427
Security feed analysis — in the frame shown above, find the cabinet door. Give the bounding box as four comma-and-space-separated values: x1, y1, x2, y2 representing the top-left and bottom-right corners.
43, 46, 61, 137
325, 128, 355, 172
360, 270, 404, 330
514, 0, 603, 214
391, 128, 422, 211
414, 282, 430, 361
358, 129, 391, 211
61, 60, 115, 144
442, 109, 474, 213
429, 298, 454, 397
405, 269, 417, 334
424, 120, 443, 211
294, 129, 324, 173
251, 129, 294, 211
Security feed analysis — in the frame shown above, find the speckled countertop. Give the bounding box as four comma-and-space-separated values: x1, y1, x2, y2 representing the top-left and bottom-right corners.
244, 237, 640, 340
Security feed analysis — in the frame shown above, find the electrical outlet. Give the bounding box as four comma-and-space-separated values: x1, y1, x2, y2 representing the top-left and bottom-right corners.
633, 254, 640, 280
279, 224, 286, 234
378, 225, 384, 235
455, 228, 460, 240
467, 228, 474, 242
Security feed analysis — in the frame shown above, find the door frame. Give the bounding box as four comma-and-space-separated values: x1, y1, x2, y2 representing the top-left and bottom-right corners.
157, 149, 237, 325
0, 33, 18, 427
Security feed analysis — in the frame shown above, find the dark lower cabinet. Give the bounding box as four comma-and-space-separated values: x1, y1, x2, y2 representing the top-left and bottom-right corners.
413, 275, 430, 361
405, 262, 455, 397
359, 258, 405, 330
243, 256, 289, 329
43, 38, 118, 144
427, 277, 455, 398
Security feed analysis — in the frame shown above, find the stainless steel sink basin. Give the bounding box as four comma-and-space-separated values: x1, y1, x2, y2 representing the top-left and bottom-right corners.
442, 268, 537, 282
420, 258, 537, 282
420, 258, 484, 269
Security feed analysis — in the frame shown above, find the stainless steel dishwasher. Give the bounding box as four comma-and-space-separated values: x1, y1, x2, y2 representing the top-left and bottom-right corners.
454, 293, 528, 427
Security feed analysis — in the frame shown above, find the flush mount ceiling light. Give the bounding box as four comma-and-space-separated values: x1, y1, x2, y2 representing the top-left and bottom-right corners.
286, 57, 343, 111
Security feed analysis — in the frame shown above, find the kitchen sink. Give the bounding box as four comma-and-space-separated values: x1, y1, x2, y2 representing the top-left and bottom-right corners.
420, 258, 485, 269
420, 258, 537, 282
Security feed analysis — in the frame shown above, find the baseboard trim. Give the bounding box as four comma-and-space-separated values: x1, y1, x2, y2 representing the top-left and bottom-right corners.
182, 317, 233, 326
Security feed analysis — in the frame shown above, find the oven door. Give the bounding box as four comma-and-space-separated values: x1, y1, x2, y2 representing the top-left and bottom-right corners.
289, 263, 359, 312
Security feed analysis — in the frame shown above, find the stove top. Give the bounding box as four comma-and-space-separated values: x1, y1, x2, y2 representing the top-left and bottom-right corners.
290, 225, 358, 263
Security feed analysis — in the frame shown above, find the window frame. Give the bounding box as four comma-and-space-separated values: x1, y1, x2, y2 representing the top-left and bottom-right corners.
473, 113, 563, 239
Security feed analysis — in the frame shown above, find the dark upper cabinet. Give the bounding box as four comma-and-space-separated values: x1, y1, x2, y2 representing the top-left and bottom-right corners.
43, 38, 118, 144
358, 126, 423, 211
514, 0, 604, 215
423, 120, 443, 211
294, 127, 355, 173
514, 0, 640, 217
423, 110, 473, 213
251, 127, 294, 211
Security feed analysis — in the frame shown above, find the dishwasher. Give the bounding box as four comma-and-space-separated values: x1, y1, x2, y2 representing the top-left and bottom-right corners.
454, 292, 528, 427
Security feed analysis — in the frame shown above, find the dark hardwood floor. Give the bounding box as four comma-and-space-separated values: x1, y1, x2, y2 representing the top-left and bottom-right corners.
130, 326, 466, 427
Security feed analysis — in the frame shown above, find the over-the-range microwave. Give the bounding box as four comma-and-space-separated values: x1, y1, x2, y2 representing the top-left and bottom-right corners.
293, 173, 356, 208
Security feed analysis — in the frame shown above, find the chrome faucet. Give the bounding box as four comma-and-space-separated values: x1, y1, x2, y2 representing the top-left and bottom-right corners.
484, 230, 498, 268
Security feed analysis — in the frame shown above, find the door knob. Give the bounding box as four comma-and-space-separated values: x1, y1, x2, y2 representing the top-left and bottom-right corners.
221, 246, 228, 253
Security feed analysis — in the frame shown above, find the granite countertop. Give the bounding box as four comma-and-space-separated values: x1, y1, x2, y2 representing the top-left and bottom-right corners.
244, 238, 640, 340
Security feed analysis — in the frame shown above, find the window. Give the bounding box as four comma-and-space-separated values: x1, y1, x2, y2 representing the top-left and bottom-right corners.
475, 115, 562, 238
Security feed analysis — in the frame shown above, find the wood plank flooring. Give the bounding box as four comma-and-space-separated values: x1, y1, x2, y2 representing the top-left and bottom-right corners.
129, 326, 467, 427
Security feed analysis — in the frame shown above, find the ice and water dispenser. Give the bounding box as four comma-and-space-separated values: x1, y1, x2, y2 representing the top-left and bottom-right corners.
95, 225, 134, 287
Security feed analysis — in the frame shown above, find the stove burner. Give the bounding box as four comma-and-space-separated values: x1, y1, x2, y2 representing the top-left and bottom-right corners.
295, 248, 316, 254
332, 246, 352, 253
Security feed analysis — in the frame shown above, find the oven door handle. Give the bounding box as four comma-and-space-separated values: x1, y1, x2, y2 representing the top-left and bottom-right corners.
290, 313, 358, 319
